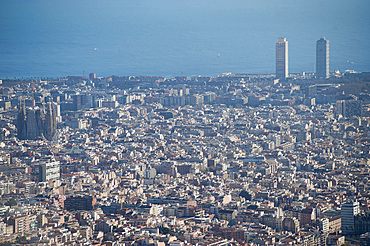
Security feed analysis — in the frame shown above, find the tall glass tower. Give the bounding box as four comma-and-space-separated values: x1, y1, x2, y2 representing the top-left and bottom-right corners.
316, 37, 329, 78
276, 38, 288, 80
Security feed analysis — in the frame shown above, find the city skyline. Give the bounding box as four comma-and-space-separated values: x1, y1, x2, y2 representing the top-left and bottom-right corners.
0, 67, 369, 245
0, 1, 369, 244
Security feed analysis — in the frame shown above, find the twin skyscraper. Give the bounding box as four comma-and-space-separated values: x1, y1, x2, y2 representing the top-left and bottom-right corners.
276, 37, 329, 80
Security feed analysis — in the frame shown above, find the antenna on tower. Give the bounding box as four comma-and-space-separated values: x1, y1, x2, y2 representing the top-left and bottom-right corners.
42, 88, 46, 113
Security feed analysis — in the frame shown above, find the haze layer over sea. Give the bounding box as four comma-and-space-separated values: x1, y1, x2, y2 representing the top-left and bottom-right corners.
0, 0, 369, 79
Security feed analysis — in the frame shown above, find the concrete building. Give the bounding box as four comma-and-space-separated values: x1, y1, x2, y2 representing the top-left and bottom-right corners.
341, 200, 360, 235
0, 101, 11, 110
318, 217, 329, 234
283, 217, 300, 233
327, 235, 345, 246
300, 207, 314, 227
72, 94, 89, 111
39, 161, 60, 182
316, 37, 329, 78
328, 216, 341, 234
354, 213, 370, 235
276, 38, 288, 80
144, 167, 157, 179
8, 214, 37, 235
89, 73, 96, 80
64, 196, 96, 211
336, 100, 362, 118
218, 209, 237, 222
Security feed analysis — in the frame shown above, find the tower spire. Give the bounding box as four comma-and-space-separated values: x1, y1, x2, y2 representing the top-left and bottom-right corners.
42, 88, 46, 113
31, 80, 35, 107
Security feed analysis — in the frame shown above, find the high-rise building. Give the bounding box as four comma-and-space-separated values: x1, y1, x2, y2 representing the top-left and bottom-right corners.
72, 94, 89, 111
341, 200, 360, 235
354, 213, 370, 235
17, 101, 57, 140
276, 37, 288, 80
316, 37, 329, 78
336, 100, 362, 118
39, 161, 60, 182
89, 73, 96, 80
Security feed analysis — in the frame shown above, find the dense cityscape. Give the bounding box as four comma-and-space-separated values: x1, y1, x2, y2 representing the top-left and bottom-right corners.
0, 37, 369, 246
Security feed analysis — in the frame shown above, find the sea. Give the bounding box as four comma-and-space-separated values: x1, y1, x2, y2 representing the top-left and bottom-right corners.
0, 0, 369, 79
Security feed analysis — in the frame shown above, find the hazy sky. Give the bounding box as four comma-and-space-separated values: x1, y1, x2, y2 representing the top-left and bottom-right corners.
0, 0, 369, 78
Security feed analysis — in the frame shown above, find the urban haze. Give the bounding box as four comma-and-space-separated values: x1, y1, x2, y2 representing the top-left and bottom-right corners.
0, 1, 370, 246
